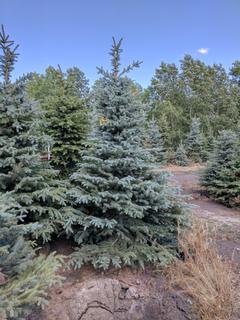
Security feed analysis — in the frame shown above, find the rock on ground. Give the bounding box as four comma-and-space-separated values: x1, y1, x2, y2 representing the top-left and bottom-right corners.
28, 266, 196, 320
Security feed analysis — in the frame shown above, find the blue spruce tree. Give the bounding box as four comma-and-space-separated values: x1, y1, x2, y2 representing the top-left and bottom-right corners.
185, 117, 205, 162
201, 130, 240, 208
0, 25, 71, 242
175, 142, 189, 166
0, 27, 66, 318
145, 117, 166, 164
68, 38, 187, 270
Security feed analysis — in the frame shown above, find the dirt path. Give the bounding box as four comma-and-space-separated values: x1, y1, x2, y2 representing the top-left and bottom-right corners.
165, 165, 240, 319
171, 166, 240, 227
165, 165, 240, 258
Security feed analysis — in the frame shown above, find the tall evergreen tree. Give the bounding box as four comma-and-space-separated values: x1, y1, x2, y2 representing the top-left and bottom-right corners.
185, 117, 205, 162
0, 197, 63, 319
145, 117, 166, 164
67, 38, 187, 270
0, 25, 70, 242
27, 66, 90, 177
201, 130, 240, 208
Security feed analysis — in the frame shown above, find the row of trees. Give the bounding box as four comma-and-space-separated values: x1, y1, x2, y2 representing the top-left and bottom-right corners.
0, 30, 187, 318
21, 56, 240, 171
144, 55, 240, 150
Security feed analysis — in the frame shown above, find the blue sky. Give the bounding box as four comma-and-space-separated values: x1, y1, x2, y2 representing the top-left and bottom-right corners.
1, 0, 240, 87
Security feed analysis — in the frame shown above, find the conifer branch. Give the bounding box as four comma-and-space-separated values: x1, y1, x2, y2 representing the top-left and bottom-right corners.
97, 37, 142, 78
57, 63, 64, 75
119, 60, 143, 77
0, 25, 19, 83
96, 66, 110, 78
110, 37, 123, 77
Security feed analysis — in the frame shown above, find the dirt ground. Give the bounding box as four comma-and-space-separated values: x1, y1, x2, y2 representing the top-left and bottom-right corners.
28, 265, 197, 320
165, 165, 240, 319
166, 165, 240, 244
28, 164, 240, 320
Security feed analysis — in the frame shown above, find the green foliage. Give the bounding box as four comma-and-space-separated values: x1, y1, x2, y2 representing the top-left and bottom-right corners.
145, 117, 166, 164
175, 142, 189, 166
146, 55, 239, 149
0, 28, 65, 318
201, 130, 240, 208
0, 198, 63, 319
185, 117, 205, 162
0, 25, 19, 83
42, 93, 89, 177
230, 60, 240, 84
0, 27, 72, 242
0, 80, 71, 242
67, 38, 188, 270
70, 241, 175, 271
27, 66, 89, 101
149, 100, 184, 150
27, 66, 90, 177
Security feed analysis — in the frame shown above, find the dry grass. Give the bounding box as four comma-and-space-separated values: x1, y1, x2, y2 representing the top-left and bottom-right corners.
167, 220, 235, 320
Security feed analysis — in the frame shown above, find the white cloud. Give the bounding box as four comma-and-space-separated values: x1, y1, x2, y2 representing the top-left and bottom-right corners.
197, 48, 209, 55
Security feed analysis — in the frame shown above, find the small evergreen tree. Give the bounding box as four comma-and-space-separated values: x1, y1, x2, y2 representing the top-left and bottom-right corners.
0, 25, 70, 242
67, 38, 187, 270
201, 130, 240, 208
145, 117, 166, 164
203, 131, 215, 161
0, 197, 63, 319
175, 142, 189, 166
27, 66, 90, 177
42, 92, 90, 177
185, 117, 205, 162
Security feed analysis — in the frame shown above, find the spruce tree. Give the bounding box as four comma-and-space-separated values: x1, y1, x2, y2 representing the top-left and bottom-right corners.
175, 142, 189, 166
0, 25, 70, 242
201, 130, 240, 208
204, 130, 215, 161
0, 196, 63, 319
67, 38, 187, 270
41, 91, 89, 177
185, 117, 205, 162
145, 117, 166, 164
27, 66, 90, 177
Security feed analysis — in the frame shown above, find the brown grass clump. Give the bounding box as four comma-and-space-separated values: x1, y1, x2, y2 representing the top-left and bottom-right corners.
168, 220, 234, 320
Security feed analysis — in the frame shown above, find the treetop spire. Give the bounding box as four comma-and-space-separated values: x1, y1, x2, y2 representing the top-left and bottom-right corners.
0, 25, 19, 83
110, 37, 123, 77
97, 37, 142, 78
